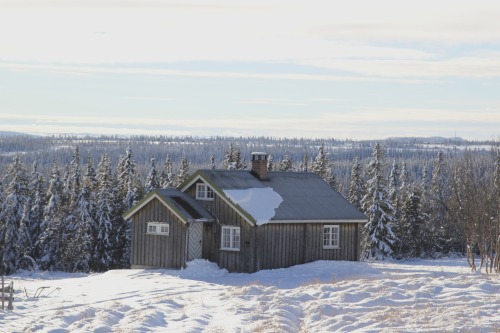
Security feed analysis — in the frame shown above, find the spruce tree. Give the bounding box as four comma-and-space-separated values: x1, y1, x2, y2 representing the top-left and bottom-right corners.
114, 146, 142, 268
399, 161, 410, 198
388, 159, 401, 222
38, 161, 65, 271
70, 166, 96, 273
160, 155, 175, 188
267, 154, 275, 171
61, 146, 82, 270
400, 185, 428, 258
278, 154, 293, 172
347, 155, 364, 210
144, 157, 160, 193
176, 156, 190, 186
0, 155, 30, 274
429, 151, 450, 251
299, 152, 309, 172
223, 143, 245, 170
312, 144, 337, 190
209, 155, 216, 170
93, 154, 114, 271
29, 159, 47, 262
361, 144, 397, 259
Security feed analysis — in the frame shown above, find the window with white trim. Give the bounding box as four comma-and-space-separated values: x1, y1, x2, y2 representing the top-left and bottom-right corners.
221, 226, 240, 251
147, 222, 170, 236
196, 183, 215, 201
323, 225, 339, 249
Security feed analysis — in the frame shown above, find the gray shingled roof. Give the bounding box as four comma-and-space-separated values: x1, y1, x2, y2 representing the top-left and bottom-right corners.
197, 170, 367, 222
156, 189, 214, 222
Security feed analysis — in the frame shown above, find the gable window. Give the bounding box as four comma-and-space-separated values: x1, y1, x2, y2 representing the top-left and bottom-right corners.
147, 222, 170, 236
323, 225, 339, 249
221, 226, 240, 251
196, 183, 215, 201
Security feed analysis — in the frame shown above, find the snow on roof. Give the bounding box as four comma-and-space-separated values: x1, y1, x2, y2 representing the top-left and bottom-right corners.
223, 187, 283, 225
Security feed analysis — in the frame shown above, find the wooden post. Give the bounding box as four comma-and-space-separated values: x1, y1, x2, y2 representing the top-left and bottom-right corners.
7, 282, 13, 311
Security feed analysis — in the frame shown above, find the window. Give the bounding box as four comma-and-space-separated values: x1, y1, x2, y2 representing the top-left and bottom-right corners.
196, 183, 215, 201
323, 225, 339, 249
221, 226, 240, 251
147, 222, 169, 236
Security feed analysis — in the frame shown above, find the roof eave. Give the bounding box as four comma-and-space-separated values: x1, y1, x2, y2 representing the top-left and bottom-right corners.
265, 219, 368, 224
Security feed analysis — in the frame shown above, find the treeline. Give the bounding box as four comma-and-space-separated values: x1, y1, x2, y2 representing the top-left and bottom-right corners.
354, 144, 500, 274
0, 134, 498, 274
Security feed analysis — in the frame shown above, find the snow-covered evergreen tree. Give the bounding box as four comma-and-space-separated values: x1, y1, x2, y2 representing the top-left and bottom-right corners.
28, 159, 46, 261
38, 161, 65, 271
160, 155, 175, 188
361, 144, 397, 259
388, 159, 401, 220
209, 155, 216, 170
429, 151, 450, 251
400, 185, 428, 258
176, 156, 190, 186
399, 161, 410, 197
311, 144, 337, 189
311, 144, 328, 179
0, 155, 30, 274
420, 162, 430, 208
114, 146, 142, 267
278, 154, 293, 172
267, 154, 275, 171
347, 155, 364, 210
116, 146, 142, 212
299, 152, 309, 172
69, 164, 96, 273
223, 143, 245, 170
144, 157, 160, 193
60, 146, 82, 270
93, 154, 114, 271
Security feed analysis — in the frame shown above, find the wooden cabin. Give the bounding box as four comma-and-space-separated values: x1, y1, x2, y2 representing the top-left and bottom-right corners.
124, 152, 367, 273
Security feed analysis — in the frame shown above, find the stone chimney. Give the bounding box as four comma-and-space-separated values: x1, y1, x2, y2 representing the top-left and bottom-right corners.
251, 152, 268, 180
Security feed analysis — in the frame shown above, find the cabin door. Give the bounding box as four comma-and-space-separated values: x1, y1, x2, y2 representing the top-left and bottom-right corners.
187, 222, 203, 261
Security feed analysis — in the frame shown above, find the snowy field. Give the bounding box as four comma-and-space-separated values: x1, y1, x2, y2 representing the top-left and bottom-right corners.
1, 258, 500, 332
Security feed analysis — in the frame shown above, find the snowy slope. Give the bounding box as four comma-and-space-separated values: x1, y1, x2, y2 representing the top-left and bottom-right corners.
2, 258, 500, 332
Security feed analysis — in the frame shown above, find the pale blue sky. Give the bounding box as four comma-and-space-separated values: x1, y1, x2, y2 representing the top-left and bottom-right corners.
1, 0, 499, 140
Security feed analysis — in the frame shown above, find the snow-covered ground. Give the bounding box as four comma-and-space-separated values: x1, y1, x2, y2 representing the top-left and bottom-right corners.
2, 258, 500, 332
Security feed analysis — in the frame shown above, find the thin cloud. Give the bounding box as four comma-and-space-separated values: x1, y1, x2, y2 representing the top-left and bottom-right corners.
241, 98, 307, 106
0, 62, 430, 83
1, 108, 498, 140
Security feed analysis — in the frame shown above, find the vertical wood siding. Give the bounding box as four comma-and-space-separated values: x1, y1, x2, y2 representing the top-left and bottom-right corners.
256, 223, 360, 270
130, 198, 187, 268
186, 182, 254, 273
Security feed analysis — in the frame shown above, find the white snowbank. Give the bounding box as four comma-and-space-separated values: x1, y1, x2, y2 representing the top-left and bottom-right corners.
4, 258, 500, 332
223, 187, 283, 225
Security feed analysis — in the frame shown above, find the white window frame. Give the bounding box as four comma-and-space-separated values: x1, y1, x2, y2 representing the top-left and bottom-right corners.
323, 225, 340, 249
196, 183, 215, 201
220, 225, 240, 251
147, 222, 170, 236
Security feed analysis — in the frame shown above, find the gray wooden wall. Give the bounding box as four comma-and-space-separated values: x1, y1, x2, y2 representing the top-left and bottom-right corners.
186, 182, 254, 273
130, 198, 187, 269
186, 181, 362, 273
256, 223, 360, 271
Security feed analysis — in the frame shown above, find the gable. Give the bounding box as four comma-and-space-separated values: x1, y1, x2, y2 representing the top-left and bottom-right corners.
123, 189, 214, 224
181, 173, 256, 226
